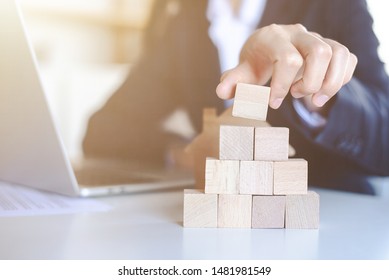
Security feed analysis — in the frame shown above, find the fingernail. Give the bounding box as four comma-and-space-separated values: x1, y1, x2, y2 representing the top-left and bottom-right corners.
216, 79, 234, 99
271, 98, 284, 109
315, 95, 329, 107
216, 82, 226, 99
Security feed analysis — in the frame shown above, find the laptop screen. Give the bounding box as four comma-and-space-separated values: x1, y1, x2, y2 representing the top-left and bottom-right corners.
0, 0, 79, 196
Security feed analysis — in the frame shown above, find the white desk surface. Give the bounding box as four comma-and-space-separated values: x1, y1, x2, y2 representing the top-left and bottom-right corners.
1, 188, 389, 260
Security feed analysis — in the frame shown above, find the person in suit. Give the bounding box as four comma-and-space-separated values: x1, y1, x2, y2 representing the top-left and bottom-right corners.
82, 0, 389, 194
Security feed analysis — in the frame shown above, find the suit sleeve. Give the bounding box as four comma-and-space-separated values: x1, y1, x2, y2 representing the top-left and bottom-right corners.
82, 1, 183, 162
313, 0, 389, 175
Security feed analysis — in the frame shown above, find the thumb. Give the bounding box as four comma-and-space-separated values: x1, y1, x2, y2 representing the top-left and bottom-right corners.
216, 61, 258, 100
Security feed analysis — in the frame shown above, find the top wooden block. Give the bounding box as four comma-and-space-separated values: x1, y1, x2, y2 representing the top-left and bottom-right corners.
232, 83, 270, 121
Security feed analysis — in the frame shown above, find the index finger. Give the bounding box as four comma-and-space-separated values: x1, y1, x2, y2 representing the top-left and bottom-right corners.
269, 44, 303, 109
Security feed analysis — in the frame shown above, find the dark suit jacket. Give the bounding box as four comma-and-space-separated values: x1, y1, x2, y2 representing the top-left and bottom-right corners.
83, 0, 389, 193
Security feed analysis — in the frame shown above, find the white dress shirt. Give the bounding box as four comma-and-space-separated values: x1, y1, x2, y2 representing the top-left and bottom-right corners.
207, 0, 267, 74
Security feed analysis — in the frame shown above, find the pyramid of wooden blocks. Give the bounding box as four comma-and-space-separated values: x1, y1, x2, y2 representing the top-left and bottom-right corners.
183, 83, 319, 229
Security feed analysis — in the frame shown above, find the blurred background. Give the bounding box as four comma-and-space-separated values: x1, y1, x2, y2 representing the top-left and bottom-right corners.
18, 0, 389, 160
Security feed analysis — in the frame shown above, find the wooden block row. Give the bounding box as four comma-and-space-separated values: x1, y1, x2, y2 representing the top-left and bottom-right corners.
219, 125, 289, 161
184, 191, 252, 228
205, 158, 308, 195
252, 192, 320, 229
232, 83, 270, 121
183, 190, 319, 229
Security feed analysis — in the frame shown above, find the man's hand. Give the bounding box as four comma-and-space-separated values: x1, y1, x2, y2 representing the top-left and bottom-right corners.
216, 24, 358, 109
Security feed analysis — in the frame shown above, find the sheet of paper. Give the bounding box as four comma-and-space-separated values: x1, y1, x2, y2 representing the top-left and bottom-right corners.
0, 182, 111, 217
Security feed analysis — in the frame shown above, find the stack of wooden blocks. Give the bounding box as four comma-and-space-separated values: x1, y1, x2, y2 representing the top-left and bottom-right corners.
183, 83, 319, 229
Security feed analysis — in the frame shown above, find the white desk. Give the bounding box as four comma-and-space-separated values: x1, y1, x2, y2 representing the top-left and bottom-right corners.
1, 188, 389, 260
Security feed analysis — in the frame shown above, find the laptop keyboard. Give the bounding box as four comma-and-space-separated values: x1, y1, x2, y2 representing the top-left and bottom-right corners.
74, 166, 157, 187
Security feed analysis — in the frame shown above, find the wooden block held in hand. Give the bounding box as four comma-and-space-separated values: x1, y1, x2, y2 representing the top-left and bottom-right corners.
205, 158, 240, 194
254, 127, 289, 161
219, 125, 254, 160
252, 195, 286, 228
239, 161, 273, 195
232, 83, 270, 121
183, 189, 218, 228
218, 194, 252, 228
273, 159, 308, 195
285, 191, 320, 229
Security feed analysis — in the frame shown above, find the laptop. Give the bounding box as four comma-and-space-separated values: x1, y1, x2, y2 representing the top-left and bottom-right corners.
0, 0, 194, 197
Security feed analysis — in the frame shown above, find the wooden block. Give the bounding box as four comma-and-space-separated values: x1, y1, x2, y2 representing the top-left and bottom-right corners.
219, 125, 254, 160
285, 191, 320, 229
239, 161, 273, 195
273, 159, 308, 195
232, 83, 270, 121
252, 196, 286, 228
218, 194, 252, 228
183, 189, 218, 228
185, 108, 297, 188
254, 127, 289, 161
205, 158, 239, 194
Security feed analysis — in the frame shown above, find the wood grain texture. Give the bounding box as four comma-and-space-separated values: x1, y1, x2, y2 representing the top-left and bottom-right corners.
273, 159, 308, 195
232, 83, 270, 121
205, 158, 240, 194
254, 127, 289, 161
285, 191, 320, 229
218, 194, 252, 228
252, 195, 286, 228
219, 125, 254, 160
239, 161, 273, 195
183, 189, 218, 228
185, 108, 296, 188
